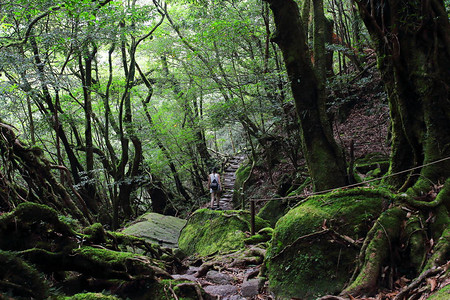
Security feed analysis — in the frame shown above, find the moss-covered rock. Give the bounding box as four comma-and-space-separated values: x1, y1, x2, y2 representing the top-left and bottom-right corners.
257, 178, 311, 227
244, 227, 274, 245
0, 202, 77, 251
257, 198, 289, 227
121, 212, 187, 248
265, 187, 397, 299
65, 293, 120, 300
178, 208, 269, 257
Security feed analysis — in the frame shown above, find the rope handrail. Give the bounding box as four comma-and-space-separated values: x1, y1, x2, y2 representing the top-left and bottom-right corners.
249, 156, 450, 203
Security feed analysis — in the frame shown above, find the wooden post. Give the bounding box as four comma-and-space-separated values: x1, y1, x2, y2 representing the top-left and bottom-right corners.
250, 199, 255, 235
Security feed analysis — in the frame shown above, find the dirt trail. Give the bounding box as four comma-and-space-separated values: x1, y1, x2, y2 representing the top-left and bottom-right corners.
173, 155, 273, 299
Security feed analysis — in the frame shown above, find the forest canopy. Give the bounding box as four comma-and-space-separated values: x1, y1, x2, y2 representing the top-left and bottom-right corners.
0, 0, 449, 299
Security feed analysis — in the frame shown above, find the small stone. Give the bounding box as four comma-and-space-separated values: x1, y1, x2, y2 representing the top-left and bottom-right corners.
226, 295, 246, 300
204, 284, 238, 297
171, 274, 197, 282
241, 278, 263, 297
206, 270, 233, 285
185, 266, 199, 275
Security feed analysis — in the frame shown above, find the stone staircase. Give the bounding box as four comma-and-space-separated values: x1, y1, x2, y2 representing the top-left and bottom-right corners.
218, 155, 246, 210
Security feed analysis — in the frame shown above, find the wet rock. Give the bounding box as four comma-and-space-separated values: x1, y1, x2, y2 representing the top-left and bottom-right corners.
204, 284, 238, 297
172, 274, 197, 282
241, 278, 263, 297
206, 270, 233, 285
121, 212, 186, 248
226, 295, 246, 300
186, 266, 199, 275
178, 208, 269, 256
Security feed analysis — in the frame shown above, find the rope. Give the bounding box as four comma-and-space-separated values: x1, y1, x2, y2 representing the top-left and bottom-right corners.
249, 156, 450, 203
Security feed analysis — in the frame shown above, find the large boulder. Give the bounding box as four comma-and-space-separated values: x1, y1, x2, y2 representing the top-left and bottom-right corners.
179, 208, 269, 257
265, 188, 397, 299
121, 212, 187, 248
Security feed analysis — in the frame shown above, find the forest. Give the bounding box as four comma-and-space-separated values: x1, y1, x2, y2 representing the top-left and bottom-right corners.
0, 0, 449, 299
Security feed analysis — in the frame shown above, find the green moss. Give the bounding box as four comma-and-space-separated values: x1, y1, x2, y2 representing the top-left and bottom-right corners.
65, 293, 120, 300
257, 198, 286, 227
287, 177, 312, 197
426, 281, 450, 300
0, 250, 48, 299
424, 227, 450, 270
258, 179, 312, 227
355, 153, 389, 176
405, 215, 427, 272
178, 209, 269, 257
139, 279, 205, 300
266, 187, 397, 299
107, 231, 155, 254
74, 246, 136, 266
108, 231, 143, 244
83, 223, 107, 244
235, 164, 252, 185
431, 206, 450, 240
0, 202, 77, 251
14, 202, 75, 234
344, 207, 405, 295
244, 227, 273, 245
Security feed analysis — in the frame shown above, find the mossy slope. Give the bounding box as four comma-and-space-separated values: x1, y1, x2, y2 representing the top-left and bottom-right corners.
0, 202, 193, 299
266, 188, 396, 299
178, 208, 269, 257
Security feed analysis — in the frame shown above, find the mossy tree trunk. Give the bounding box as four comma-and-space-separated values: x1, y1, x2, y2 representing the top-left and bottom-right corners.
342, 1, 450, 296
355, 0, 450, 193
0, 122, 91, 225
264, 0, 348, 191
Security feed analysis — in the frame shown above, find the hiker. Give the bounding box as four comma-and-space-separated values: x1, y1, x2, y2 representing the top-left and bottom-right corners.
208, 167, 221, 209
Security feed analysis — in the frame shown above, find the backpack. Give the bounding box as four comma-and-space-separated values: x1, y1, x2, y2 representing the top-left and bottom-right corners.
210, 174, 219, 190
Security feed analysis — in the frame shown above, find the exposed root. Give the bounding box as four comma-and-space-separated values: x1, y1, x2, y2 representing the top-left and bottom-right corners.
0, 122, 90, 224
393, 261, 450, 300
175, 282, 204, 300
342, 207, 406, 296
424, 227, 450, 270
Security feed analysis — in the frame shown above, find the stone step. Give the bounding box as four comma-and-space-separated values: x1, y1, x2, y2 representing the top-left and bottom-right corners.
211, 155, 246, 210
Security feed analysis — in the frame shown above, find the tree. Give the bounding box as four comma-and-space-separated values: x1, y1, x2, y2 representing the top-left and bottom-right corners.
341, 0, 450, 295
354, 0, 450, 193
264, 0, 348, 191
260, 1, 450, 297
0, 0, 169, 227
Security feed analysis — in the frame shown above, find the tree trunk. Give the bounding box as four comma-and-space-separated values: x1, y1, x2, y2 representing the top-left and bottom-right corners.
355, 0, 450, 193
79, 47, 100, 213
29, 35, 97, 210
137, 64, 191, 203
265, 0, 348, 191
301, 0, 311, 40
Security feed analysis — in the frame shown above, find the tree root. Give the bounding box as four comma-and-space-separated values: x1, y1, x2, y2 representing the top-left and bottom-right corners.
20, 246, 165, 281
342, 207, 406, 296
406, 178, 450, 208
424, 227, 450, 270
0, 122, 90, 224
195, 261, 215, 278
0, 250, 49, 298
175, 282, 204, 300
393, 261, 450, 300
